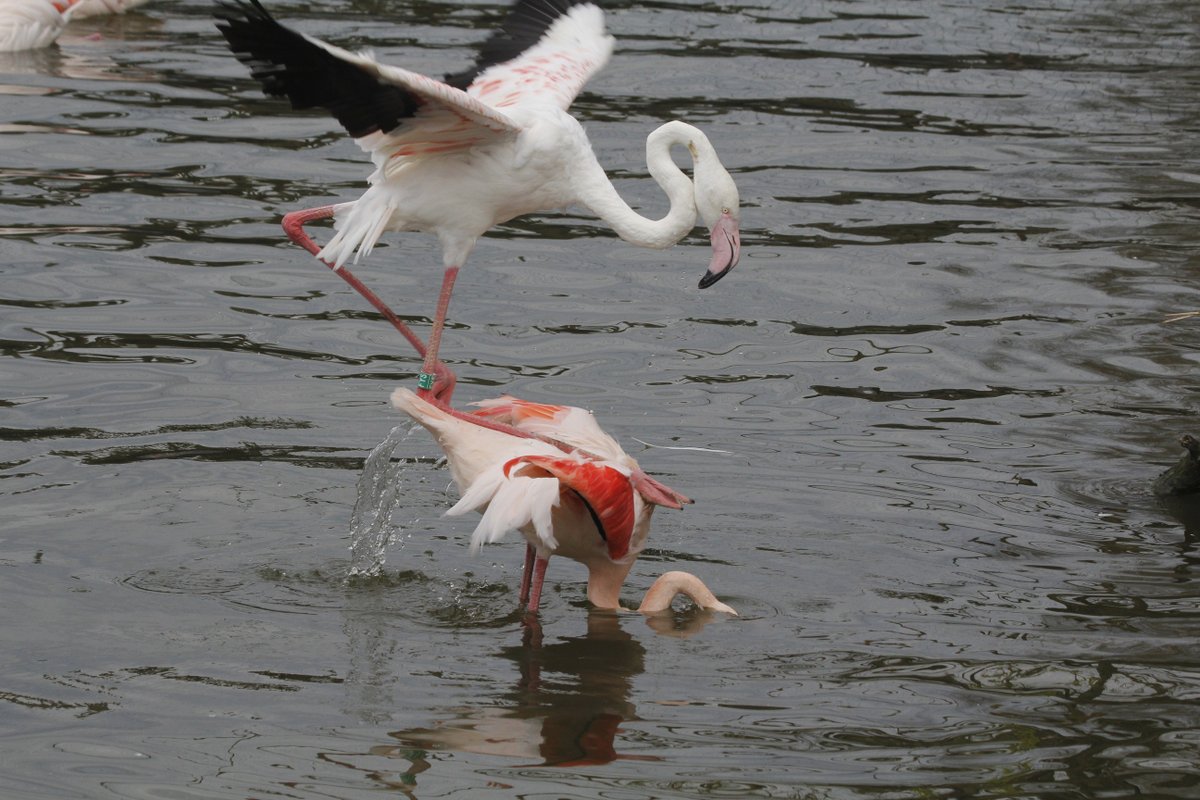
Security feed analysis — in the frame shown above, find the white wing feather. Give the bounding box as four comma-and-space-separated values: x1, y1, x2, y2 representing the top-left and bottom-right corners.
470, 397, 628, 464
451, 473, 562, 553
0, 0, 77, 52
465, 3, 613, 112
299, 35, 523, 150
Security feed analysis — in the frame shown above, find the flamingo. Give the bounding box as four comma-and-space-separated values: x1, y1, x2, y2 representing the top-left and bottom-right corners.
637, 571, 736, 615
71, 0, 150, 18
214, 0, 742, 400
392, 387, 736, 616
0, 0, 82, 51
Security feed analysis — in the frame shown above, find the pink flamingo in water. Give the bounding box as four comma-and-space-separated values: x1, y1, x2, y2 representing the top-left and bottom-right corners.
0, 0, 83, 51
214, 0, 742, 610
393, 388, 736, 615
0, 0, 152, 52
214, 0, 742, 403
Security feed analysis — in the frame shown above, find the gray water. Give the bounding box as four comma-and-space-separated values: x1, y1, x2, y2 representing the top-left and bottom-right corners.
3, 0, 1199, 797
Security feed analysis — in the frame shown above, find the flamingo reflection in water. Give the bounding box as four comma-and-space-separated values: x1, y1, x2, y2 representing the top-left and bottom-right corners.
358, 611, 726, 789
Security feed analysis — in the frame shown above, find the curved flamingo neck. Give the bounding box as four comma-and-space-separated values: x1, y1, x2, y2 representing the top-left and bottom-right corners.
591, 569, 737, 615
573, 121, 710, 249
638, 571, 737, 615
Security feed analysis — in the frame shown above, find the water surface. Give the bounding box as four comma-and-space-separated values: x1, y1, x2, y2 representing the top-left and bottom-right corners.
2, 0, 1199, 797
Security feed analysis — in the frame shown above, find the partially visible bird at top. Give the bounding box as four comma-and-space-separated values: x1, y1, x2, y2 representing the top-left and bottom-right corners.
392, 387, 736, 616
71, 0, 150, 19
0, 0, 82, 51
0, 0, 152, 53
214, 0, 742, 399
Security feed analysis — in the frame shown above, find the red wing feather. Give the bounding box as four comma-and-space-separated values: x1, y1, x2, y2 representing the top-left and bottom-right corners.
504, 455, 634, 561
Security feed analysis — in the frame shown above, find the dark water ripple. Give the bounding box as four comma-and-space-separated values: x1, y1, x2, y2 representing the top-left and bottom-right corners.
3, 0, 1200, 798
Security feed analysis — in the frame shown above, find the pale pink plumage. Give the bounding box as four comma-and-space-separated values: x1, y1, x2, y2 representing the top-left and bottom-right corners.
0, 0, 81, 51
392, 388, 736, 615
215, 2, 739, 615
312, 2, 624, 271
216, 1, 742, 402
0, 0, 152, 52
392, 387, 651, 611
71, 0, 149, 18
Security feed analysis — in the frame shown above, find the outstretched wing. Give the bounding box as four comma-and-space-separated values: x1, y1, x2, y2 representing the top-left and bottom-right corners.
215, 0, 521, 153
471, 395, 570, 426
216, 0, 611, 155
446, 0, 614, 112
471, 395, 626, 461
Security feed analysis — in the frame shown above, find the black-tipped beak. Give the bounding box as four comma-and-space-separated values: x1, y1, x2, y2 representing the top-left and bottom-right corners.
698, 212, 741, 289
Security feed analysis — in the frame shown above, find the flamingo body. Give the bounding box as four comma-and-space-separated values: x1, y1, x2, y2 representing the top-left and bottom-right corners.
0, 0, 80, 52
215, 0, 741, 282
392, 387, 653, 610
71, 0, 149, 18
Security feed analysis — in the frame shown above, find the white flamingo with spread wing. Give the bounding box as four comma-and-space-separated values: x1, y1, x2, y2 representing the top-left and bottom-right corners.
215, 0, 742, 399
393, 387, 736, 615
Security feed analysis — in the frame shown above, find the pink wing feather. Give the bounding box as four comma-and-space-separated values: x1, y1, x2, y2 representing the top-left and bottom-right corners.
217, 1, 611, 162
471, 395, 626, 461
353, 2, 611, 161
304, 43, 523, 160
464, 2, 613, 112
472, 396, 570, 425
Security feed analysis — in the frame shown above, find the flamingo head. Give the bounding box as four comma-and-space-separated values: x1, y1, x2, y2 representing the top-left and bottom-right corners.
692, 145, 742, 289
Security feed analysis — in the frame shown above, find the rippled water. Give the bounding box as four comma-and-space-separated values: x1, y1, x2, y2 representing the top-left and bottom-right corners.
3, 0, 1199, 797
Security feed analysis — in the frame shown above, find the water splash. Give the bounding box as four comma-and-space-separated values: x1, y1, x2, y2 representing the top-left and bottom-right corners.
347, 424, 415, 578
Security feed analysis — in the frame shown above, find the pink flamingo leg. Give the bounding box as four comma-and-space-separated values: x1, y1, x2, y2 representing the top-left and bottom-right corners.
280, 207, 688, 504
281, 206, 456, 402
518, 543, 536, 606
417, 267, 459, 401
277, 208, 690, 610
278, 211, 690, 512
525, 555, 550, 613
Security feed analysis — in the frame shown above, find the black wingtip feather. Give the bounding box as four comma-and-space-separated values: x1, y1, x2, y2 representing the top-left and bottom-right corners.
444, 0, 596, 89
214, 0, 421, 139
570, 488, 610, 544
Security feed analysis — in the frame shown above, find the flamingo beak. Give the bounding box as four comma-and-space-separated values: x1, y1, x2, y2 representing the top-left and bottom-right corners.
699, 211, 741, 289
